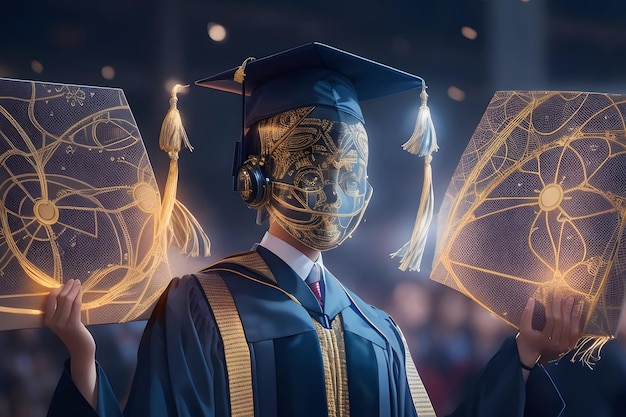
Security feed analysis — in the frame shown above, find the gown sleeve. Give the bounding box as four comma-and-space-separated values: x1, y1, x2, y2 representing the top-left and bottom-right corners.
446, 336, 564, 417
48, 275, 230, 417
46, 360, 122, 417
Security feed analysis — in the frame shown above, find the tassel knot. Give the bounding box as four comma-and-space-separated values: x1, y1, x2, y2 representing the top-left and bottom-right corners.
402, 86, 439, 157
234, 57, 256, 83
159, 84, 193, 160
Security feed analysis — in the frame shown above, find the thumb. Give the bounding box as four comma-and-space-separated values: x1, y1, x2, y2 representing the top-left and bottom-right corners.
520, 297, 535, 333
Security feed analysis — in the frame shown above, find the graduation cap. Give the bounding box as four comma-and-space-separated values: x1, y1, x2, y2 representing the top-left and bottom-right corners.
197, 42, 438, 270
430, 91, 626, 366
0, 78, 209, 330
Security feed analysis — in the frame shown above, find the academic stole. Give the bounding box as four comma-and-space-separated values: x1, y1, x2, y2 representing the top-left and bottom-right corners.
198, 270, 350, 417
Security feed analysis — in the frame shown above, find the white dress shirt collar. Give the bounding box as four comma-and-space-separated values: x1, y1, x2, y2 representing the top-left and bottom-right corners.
259, 231, 324, 282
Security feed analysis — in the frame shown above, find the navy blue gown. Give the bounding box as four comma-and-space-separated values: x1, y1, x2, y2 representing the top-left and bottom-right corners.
47, 246, 563, 417
541, 339, 626, 417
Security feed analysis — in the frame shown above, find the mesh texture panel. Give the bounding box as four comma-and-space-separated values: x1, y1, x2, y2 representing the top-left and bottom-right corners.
0, 78, 170, 329
431, 91, 626, 337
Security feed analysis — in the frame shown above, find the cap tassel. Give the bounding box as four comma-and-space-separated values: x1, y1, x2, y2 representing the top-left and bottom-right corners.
569, 335, 612, 370
158, 84, 210, 257
390, 85, 438, 272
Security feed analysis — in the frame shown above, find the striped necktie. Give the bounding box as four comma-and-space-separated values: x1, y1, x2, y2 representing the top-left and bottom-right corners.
305, 263, 323, 307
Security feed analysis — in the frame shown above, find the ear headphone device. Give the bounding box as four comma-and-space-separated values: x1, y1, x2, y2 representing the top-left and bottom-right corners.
236, 154, 271, 209
232, 76, 271, 209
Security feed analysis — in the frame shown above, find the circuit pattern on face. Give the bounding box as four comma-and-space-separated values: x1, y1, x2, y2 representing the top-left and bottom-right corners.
260, 107, 371, 251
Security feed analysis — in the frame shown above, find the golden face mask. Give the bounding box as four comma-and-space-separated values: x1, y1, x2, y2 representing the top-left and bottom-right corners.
259, 107, 372, 251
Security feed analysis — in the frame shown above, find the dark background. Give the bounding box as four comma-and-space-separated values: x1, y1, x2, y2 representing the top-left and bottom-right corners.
1, 1, 626, 416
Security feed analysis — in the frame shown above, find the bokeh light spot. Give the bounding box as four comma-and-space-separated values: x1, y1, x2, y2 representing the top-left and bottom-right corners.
461, 26, 478, 40
101, 65, 116, 80
31, 60, 44, 74
448, 86, 466, 102
207, 22, 227, 42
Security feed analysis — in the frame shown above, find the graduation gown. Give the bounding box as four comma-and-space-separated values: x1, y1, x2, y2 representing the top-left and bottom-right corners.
47, 246, 564, 417
446, 336, 565, 417
541, 339, 626, 417
48, 246, 418, 417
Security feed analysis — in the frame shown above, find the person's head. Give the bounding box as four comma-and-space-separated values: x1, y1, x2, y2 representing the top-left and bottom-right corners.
243, 104, 372, 251
197, 43, 429, 252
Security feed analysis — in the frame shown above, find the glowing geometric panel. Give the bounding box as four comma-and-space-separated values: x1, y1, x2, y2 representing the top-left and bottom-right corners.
431, 91, 626, 337
0, 78, 171, 329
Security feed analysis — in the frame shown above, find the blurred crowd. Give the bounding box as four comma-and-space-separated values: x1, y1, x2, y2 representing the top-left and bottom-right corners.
379, 279, 517, 415
0, 319, 148, 417
1, 272, 625, 417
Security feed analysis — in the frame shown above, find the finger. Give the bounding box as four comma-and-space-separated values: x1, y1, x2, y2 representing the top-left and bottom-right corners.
53, 280, 76, 314
520, 297, 536, 333
543, 292, 556, 340
550, 291, 564, 345
57, 279, 76, 298
43, 285, 63, 326
53, 280, 81, 324
45, 280, 75, 321
558, 295, 575, 349
69, 281, 84, 322
551, 291, 563, 322
569, 300, 584, 347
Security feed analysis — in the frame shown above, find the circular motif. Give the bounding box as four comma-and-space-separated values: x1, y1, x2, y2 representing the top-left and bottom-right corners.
33, 199, 59, 225
538, 184, 563, 211
0, 79, 172, 328
431, 91, 626, 338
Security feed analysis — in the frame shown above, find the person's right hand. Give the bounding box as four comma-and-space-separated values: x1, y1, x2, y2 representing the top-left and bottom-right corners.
44, 279, 98, 407
44, 279, 95, 359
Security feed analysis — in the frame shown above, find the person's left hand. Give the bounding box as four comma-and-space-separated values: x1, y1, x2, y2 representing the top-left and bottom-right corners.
516, 291, 583, 369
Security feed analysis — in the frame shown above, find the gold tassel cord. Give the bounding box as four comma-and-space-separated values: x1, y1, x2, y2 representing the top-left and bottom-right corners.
169, 200, 211, 257
569, 335, 612, 370
391, 85, 438, 272
391, 155, 435, 272
158, 84, 210, 257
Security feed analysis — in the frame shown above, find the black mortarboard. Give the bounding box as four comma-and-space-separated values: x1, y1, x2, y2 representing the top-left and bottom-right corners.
196, 42, 439, 272
196, 42, 426, 127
